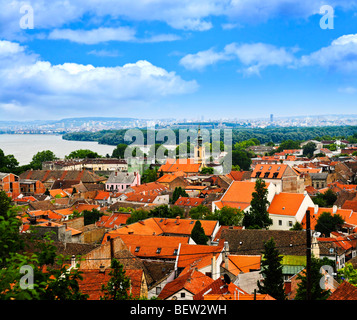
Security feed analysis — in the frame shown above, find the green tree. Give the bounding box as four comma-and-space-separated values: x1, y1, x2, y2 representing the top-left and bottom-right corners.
231, 150, 252, 171
303, 142, 317, 158
200, 167, 214, 174
295, 257, 331, 300
290, 222, 303, 230
243, 179, 272, 229
101, 259, 132, 300
112, 144, 128, 159
190, 205, 211, 220
30, 150, 56, 170
315, 211, 344, 237
338, 263, 357, 286
257, 237, 286, 300
215, 206, 243, 226
66, 149, 101, 159
191, 221, 208, 245
83, 209, 104, 225
171, 187, 189, 204
141, 167, 158, 183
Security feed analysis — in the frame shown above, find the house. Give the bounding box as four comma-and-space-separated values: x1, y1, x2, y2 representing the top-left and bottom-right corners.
157, 269, 214, 300
251, 164, 304, 193
127, 182, 169, 196
156, 173, 188, 190
212, 180, 277, 212
0, 172, 21, 198
120, 192, 169, 206
193, 276, 248, 300
43, 158, 128, 172
33, 221, 82, 243
143, 260, 176, 299
267, 192, 315, 230
105, 171, 140, 193
19, 178, 46, 196
221, 254, 261, 280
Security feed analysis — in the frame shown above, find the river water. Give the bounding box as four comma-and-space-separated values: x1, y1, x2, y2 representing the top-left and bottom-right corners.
0, 134, 117, 165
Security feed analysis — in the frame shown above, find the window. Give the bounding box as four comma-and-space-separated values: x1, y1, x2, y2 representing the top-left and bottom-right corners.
264, 172, 270, 178
255, 172, 261, 178
173, 249, 178, 255
289, 221, 293, 227
279, 220, 282, 226
156, 248, 162, 254
135, 246, 140, 252
156, 287, 161, 295
273, 172, 279, 178
180, 292, 186, 298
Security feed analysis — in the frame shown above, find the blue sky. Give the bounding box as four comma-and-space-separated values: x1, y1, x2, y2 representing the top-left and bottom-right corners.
1, 0, 357, 121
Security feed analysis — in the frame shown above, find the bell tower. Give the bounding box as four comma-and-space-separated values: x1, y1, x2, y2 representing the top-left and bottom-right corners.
194, 126, 205, 166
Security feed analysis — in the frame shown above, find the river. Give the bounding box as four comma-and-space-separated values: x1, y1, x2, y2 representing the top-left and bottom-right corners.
0, 134, 117, 165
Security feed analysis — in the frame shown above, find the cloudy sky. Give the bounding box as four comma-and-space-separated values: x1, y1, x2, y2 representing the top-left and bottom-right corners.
1, 0, 357, 121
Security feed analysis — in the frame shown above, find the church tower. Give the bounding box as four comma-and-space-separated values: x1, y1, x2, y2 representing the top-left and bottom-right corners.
194, 126, 206, 166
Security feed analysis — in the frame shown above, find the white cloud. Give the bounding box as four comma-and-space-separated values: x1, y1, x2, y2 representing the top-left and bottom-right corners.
3, 0, 356, 39
180, 42, 296, 75
338, 86, 357, 94
0, 40, 198, 118
48, 27, 137, 44
300, 33, 357, 72
179, 48, 232, 70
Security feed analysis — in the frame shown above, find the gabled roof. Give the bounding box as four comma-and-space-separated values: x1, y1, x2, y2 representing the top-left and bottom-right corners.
158, 269, 214, 300
268, 193, 306, 216
106, 171, 138, 184
129, 182, 168, 195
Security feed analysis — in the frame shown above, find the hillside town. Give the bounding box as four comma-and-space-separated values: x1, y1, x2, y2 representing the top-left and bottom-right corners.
2, 133, 357, 301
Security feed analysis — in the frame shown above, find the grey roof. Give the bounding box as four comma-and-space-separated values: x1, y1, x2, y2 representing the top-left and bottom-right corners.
309, 172, 329, 179
107, 171, 137, 184
0, 172, 9, 180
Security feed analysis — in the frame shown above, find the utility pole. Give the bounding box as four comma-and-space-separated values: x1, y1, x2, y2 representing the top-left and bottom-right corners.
306, 209, 312, 300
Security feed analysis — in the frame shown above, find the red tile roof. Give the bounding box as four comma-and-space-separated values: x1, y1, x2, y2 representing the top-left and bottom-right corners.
78, 268, 144, 300
174, 197, 205, 207
327, 281, 357, 300
158, 269, 214, 300
268, 193, 306, 216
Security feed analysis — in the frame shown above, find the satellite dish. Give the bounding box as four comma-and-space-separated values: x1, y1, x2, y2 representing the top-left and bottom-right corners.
223, 274, 231, 284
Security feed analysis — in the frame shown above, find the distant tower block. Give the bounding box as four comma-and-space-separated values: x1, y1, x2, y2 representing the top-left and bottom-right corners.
270, 114, 274, 122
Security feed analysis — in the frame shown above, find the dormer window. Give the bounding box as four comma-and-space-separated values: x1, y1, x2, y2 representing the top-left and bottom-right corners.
135, 246, 140, 252
156, 248, 162, 254
255, 172, 261, 178
264, 172, 270, 178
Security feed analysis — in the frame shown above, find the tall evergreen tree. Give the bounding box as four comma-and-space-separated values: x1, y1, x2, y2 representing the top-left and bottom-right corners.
191, 221, 208, 245
295, 257, 331, 300
243, 178, 272, 229
257, 237, 286, 300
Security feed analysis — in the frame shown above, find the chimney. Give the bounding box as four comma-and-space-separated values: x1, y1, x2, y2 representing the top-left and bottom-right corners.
224, 241, 229, 270
333, 205, 337, 214
71, 254, 76, 268
176, 216, 180, 224
99, 265, 105, 273
314, 204, 319, 214
115, 171, 117, 176
211, 255, 217, 280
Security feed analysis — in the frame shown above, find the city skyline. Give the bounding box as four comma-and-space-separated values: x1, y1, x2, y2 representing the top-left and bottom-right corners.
1, 1, 357, 121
